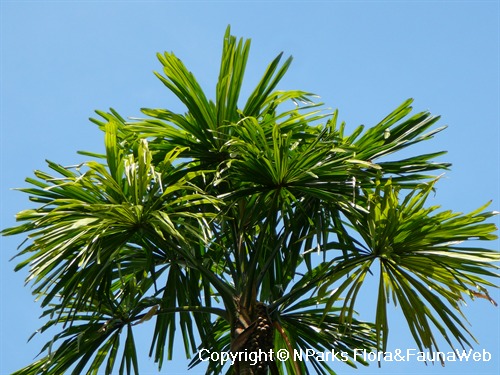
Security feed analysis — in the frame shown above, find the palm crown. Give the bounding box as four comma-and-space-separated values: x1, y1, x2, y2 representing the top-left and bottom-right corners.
3, 27, 498, 375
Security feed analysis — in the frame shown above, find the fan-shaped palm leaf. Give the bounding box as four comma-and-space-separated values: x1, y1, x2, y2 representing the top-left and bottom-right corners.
320, 179, 498, 355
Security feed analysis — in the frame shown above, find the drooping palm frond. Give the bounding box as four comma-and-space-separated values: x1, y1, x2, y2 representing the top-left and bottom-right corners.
187, 317, 233, 375
266, 265, 380, 375
13, 274, 154, 375
318, 178, 498, 355
3, 123, 229, 374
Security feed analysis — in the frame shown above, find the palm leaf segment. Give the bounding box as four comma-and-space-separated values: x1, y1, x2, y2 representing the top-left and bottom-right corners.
2, 27, 498, 375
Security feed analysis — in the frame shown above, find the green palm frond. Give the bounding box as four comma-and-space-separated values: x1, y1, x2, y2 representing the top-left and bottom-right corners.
321, 178, 498, 354
188, 317, 232, 375
346, 99, 450, 186
3, 123, 227, 374
14, 271, 156, 375
216, 27, 250, 125
267, 268, 380, 375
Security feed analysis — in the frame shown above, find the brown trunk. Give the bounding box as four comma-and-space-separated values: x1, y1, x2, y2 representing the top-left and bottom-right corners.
231, 299, 275, 375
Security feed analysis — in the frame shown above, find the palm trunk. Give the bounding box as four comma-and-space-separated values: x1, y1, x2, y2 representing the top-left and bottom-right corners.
231, 300, 275, 375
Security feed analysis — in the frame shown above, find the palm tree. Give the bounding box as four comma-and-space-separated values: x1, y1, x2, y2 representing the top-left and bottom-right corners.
3, 27, 498, 375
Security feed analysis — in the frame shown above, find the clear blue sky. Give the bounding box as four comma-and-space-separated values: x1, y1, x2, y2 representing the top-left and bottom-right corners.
1, 1, 499, 374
